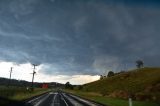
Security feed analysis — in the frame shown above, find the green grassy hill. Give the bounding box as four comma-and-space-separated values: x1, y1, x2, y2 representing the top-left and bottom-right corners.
82, 67, 160, 101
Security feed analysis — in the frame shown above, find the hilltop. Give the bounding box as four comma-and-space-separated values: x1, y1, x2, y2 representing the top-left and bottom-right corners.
82, 67, 160, 101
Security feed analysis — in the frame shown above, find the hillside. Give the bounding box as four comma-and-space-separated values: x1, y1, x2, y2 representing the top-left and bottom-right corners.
82, 67, 160, 101
0, 77, 64, 88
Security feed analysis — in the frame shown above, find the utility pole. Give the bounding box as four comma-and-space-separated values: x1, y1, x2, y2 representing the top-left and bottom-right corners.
8, 67, 13, 87
10, 67, 13, 79
31, 64, 38, 91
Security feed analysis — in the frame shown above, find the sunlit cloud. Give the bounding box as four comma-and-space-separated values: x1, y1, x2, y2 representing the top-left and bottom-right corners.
0, 61, 99, 84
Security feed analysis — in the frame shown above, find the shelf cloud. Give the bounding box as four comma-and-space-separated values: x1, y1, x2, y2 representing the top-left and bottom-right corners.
0, 0, 160, 83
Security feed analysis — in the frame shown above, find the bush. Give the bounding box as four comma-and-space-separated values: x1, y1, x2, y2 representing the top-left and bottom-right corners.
107, 71, 114, 77
78, 85, 83, 90
65, 82, 73, 90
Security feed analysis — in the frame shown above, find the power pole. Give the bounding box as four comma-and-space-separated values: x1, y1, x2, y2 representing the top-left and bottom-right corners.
10, 67, 13, 79
8, 67, 13, 87
31, 64, 38, 91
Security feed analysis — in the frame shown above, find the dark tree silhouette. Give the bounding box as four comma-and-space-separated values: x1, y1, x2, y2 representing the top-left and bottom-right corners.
100, 75, 103, 80
107, 71, 114, 77
136, 60, 144, 68
100, 75, 106, 80
65, 82, 73, 89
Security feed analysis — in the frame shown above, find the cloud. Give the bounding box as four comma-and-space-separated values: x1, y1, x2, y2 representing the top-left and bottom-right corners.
93, 55, 121, 73
0, 0, 160, 79
0, 62, 33, 81
9, 0, 37, 16
0, 61, 99, 84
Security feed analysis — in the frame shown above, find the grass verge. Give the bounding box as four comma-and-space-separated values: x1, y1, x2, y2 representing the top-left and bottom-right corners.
0, 86, 52, 106
65, 90, 159, 106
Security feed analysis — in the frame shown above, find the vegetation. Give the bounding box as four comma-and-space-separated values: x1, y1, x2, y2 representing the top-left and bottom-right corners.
66, 90, 159, 106
0, 77, 64, 105
136, 60, 144, 68
65, 82, 74, 90
82, 67, 160, 101
100, 75, 106, 80
66, 67, 160, 106
0, 77, 64, 88
0, 86, 52, 106
107, 71, 115, 77
0, 86, 51, 100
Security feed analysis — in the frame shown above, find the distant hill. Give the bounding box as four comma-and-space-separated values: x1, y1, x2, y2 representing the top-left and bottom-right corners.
82, 67, 160, 101
0, 77, 64, 88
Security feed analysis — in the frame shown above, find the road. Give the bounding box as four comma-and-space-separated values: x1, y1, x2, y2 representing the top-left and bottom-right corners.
25, 91, 105, 106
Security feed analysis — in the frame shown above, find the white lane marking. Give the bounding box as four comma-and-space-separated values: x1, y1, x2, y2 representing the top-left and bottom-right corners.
49, 92, 55, 94
62, 93, 83, 106
53, 93, 57, 103
27, 93, 48, 104
34, 94, 50, 106
60, 93, 69, 106
69, 94, 98, 106
51, 92, 60, 106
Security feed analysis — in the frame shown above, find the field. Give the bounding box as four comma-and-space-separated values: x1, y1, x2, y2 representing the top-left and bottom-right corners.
0, 86, 51, 105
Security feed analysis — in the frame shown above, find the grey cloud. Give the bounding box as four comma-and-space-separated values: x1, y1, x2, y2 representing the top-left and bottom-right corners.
9, 0, 37, 16
0, 0, 160, 75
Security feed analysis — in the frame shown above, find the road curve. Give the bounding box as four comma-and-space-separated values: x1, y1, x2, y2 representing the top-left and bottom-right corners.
25, 91, 105, 106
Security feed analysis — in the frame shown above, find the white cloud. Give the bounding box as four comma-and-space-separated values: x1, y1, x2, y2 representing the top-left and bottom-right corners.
69, 75, 99, 85
0, 61, 99, 84
0, 61, 14, 78
0, 61, 33, 81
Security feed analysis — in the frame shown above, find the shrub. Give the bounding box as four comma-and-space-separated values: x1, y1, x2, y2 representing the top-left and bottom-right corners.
107, 71, 114, 77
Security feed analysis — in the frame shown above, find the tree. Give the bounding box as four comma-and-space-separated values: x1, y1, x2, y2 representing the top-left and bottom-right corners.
65, 82, 73, 89
107, 71, 114, 77
136, 60, 144, 68
100, 75, 103, 80
100, 75, 106, 80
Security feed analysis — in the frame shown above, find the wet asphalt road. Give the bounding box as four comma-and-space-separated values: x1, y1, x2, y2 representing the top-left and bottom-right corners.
25, 91, 104, 106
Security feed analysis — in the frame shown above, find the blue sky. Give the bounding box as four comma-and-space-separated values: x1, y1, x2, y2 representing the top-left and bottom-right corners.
0, 0, 160, 84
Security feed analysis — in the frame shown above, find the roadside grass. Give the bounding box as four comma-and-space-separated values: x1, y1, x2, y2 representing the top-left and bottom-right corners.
0, 86, 52, 101
92, 97, 159, 106
81, 67, 160, 102
83, 67, 160, 94
66, 90, 159, 106
11, 88, 52, 100
0, 86, 53, 106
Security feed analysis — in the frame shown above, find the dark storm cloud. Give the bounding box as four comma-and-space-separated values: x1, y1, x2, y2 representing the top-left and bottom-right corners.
0, 0, 160, 75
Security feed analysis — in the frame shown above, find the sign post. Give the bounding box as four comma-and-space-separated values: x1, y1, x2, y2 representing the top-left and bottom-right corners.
129, 97, 132, 106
